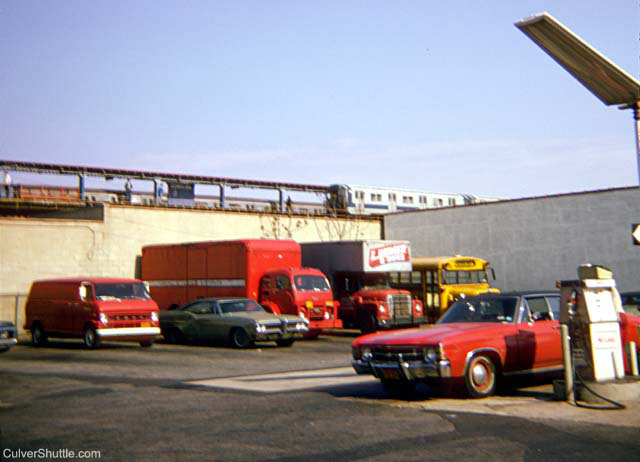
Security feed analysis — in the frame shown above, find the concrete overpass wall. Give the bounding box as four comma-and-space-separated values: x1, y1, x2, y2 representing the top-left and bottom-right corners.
384, 187, 640, 293
0, 204, 381, 328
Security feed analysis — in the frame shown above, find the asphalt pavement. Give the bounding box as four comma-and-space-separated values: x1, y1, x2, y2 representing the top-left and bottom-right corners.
1, 336, 639, 461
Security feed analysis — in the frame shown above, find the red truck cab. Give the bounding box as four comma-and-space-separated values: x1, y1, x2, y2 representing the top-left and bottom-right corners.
301, 241, 424, 333
25, 278, 161, 349
259, 267, 340, 337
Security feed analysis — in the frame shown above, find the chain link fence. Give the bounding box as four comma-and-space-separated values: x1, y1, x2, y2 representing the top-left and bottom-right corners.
0, 294, 28, 335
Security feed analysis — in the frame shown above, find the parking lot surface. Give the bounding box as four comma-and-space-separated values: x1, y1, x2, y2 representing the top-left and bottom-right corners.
1, 335, 639, 461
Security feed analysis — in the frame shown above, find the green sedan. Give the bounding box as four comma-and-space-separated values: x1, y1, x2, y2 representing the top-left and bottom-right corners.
159, 298, 309, 348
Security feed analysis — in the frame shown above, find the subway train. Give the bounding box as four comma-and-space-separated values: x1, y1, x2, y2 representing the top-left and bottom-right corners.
326, 184, 501, 215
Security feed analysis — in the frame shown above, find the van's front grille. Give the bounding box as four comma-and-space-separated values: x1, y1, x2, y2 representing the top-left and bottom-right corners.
109, 314, 151, 328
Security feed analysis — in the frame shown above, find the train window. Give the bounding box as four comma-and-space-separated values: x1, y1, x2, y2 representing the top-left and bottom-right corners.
448, 198, 456, 206
403, 196, 414, 204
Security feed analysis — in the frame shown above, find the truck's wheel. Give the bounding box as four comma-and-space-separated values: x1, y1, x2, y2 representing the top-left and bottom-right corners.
83, 325, 101, 349
464, 355, 497, 398
31, 323, 48, 346
275, 338, 295, 347
304, 329, 321, 340
359, 313, 378, 334
381, 380, 416, 399
230, 328, 253, 349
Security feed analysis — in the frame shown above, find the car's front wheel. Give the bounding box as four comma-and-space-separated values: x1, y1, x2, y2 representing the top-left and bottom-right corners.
230, 328, 253, 349
464, 355, 497, 398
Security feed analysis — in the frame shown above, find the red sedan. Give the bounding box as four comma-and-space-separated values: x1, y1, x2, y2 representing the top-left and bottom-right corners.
352, 291, 640, 398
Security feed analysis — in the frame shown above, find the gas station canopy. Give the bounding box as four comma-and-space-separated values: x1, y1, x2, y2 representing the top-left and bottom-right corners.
515, 12, 640, 106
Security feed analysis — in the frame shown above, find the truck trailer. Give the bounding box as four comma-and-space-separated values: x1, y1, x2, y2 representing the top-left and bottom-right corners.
301, 240, 424, 333
141, 239, 341, 336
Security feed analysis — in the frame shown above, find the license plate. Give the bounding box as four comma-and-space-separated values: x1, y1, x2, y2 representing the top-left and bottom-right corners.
141, 322, 151, 327
381, 369, 401, 380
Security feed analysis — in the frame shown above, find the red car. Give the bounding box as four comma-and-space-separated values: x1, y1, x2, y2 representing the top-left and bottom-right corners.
352, 291, 640, 398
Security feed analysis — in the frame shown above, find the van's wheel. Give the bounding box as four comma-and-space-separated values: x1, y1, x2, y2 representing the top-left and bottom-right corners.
230, 328, 253, 349
381, 380, 416, 399
31, 323, 48, 346
464, 355, 497, 398
275, 338, 295, 347
139, 340, 153, 348
83, 325, 101, 349
0, 346, 10, 353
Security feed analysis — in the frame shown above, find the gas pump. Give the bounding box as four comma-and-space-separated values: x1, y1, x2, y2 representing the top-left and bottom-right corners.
559, 264, 625, 386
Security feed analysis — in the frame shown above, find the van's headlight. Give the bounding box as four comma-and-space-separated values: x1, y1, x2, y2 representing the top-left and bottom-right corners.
150, 312, 159, 323
296, 322, 307, 331
256, 324, 266, 333
99, 313, 109, 325
361, 347, 373, 361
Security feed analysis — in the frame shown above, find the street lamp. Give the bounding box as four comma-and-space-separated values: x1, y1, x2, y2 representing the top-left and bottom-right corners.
515, 12, 640, 183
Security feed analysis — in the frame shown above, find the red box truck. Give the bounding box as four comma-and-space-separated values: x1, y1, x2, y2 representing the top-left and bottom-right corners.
301, 240, 424, 333
141, 239, 342, 336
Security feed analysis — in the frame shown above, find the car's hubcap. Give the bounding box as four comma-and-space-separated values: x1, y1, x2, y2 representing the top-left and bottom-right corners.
472, 363, 488, 387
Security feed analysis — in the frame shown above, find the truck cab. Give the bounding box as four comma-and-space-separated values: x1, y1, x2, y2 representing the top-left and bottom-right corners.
258, 267, 341, 337
332, 271, 423, 333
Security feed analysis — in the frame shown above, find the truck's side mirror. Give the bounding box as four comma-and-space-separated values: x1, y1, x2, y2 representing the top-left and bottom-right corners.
79, 284, 88, 301
490, 268, 496, 280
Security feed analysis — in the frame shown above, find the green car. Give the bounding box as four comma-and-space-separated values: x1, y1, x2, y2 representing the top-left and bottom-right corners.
159, 298, 309, 348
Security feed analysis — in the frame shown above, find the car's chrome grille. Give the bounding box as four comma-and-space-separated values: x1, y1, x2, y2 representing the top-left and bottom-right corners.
371, 346, 422, 362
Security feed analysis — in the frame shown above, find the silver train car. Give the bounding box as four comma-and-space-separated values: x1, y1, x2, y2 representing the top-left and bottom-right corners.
326, 184, 501, 215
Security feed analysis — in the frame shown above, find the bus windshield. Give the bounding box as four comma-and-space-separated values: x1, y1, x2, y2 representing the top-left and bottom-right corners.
441, 270, 488, 284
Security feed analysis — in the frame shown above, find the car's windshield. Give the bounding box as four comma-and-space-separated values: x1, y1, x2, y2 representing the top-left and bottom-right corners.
94, 283, 150, 300
219, 300, 265, 314
439, 296, 518, 323
293, 275, 330, 292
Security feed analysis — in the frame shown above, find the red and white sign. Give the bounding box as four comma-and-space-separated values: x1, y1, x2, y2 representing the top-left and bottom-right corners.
368, 243, 410, 268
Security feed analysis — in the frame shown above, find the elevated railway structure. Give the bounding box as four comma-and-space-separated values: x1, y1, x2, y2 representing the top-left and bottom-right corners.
0, 159, 329, 214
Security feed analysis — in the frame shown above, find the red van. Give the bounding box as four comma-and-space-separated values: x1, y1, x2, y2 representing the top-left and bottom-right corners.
25, 278, 161, 348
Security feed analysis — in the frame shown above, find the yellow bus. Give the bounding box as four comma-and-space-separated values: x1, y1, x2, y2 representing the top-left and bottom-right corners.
389, 256, 499, 323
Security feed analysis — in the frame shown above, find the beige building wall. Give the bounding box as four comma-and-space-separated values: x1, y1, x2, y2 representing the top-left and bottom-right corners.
0, 204, 381, 330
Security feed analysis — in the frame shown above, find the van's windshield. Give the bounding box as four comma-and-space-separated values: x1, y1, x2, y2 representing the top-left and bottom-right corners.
94, 283, 151, 301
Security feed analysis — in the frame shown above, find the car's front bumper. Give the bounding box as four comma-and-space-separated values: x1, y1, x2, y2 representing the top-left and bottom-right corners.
254, 324, 308, 341
0, 323, 18, 348
352, 357, 451, 380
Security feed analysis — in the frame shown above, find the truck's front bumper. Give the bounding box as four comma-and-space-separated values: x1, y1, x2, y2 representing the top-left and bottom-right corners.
376, 317, 426, 329
352, 358, 451, 380
308, 318, 343, 330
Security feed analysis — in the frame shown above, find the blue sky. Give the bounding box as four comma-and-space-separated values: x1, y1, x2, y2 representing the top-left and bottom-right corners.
1, 1, 639, 200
